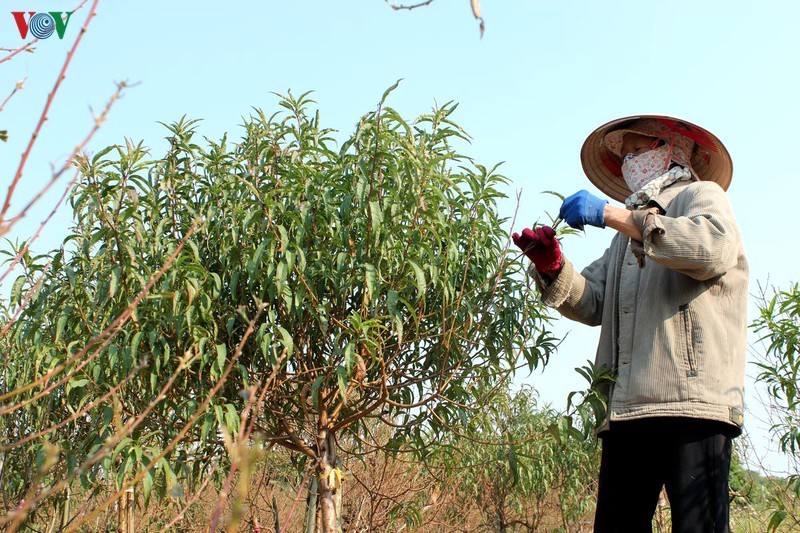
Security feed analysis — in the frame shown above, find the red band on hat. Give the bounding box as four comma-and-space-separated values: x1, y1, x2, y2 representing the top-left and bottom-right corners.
600, 150, 623, 177
655, 118, 719, 152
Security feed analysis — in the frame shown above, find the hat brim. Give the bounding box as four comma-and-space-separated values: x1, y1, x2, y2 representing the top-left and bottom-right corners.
580, 115, 733, 203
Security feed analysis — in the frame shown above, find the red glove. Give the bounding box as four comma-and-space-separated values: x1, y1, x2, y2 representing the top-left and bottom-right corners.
512, 226, 563, 274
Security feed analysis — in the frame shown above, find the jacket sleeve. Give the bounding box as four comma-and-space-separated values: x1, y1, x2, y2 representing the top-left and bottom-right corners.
631, 181, 740, 281
531, 244, 613, 327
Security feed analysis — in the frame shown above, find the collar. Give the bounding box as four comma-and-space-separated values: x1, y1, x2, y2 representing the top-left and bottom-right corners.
624, 167, 693, 209
646, 179, 693, 212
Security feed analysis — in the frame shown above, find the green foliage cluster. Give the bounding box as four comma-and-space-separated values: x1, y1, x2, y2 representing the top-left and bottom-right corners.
0, 87, 554, 528
753, 282, 800, 531
416, 386, 600, 532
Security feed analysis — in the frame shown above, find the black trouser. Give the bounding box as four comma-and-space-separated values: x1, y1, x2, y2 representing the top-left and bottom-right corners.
594, 417, 736, 533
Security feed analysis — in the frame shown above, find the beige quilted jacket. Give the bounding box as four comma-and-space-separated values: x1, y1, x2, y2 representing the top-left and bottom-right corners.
536, 180, 748, 433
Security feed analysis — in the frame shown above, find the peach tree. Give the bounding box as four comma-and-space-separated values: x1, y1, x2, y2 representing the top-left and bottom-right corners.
0, 88, 553, 530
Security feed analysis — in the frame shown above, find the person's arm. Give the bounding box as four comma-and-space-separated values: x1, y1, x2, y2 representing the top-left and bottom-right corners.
533, 246, 612, 327
629, 182, 741, 280
603, 203, 643, 242
513, 224, 611, 326
560, 184, 740, 281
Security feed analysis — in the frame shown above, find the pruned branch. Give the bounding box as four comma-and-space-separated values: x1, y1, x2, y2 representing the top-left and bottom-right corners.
386, 0, 435, 10
385, 0, 485, 36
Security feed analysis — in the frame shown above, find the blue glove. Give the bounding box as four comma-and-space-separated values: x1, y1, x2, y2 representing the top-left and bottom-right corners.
559, 190, 607, 230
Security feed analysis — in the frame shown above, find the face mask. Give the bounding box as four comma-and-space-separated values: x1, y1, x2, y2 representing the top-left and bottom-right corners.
621, 144, 671, 192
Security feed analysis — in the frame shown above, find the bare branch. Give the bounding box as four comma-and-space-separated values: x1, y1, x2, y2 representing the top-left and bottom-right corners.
0, 78, 26, 113
1, 0, 98, 222
385, 0, 435, 11
0, 167, 79, 287
0, 41, 38, 65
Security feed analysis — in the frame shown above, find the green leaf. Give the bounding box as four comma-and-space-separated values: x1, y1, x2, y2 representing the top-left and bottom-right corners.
11, 275, 25, 305
130, 331, 143, 361
381, 78, 403, 104
216, 343, 227, 371
210, 272, 222, 296
277, 326, 294, 358
387, 290, 399, 316
200, 411, 214, 442
507, 446, 519, 487
143, 470, 154, 506
364, 263, 376, 300
161, 459, 179, 496
369, 200, 383, 230
277, 225, 289, 251
65, 264, 76, 288
66, 378, 89, 395
768, 509, 787, 532
55, 314, 68, 345
408, 260, 426, 299
248, 240, 267, 276
187, 239, 201, 262
311, 375, 325, 410
344, 342, 355, 375
336, 366, 348, 404
225, 404, 239, 432
109, 266, 121, 299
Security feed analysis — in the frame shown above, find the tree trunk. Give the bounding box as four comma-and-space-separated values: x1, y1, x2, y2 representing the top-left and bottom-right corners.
304, 476, 318, 533
272, 495, 280, 532
127, 488, 135, 533
334, 482, 343, 532
117, 487, 135, 533
117, 488, 127, 533
61, 484, 71, 531
316, 431, 340, 533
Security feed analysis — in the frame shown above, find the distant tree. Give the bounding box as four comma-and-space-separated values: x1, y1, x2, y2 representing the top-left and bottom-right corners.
753, 282, 800, 531
420, 385, 599, 532
0, 87, 554, 531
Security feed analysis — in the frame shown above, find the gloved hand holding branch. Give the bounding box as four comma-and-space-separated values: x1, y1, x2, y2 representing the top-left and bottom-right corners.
512, 225, 562, 274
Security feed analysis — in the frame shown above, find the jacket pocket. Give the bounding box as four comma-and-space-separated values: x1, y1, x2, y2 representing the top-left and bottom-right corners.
679, 303, 698, 377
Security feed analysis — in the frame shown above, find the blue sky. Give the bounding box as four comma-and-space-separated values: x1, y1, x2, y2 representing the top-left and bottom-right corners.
3, 0, 799, 472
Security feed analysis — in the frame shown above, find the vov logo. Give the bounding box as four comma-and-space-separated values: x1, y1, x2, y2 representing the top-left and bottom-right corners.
11, 11, 73, 40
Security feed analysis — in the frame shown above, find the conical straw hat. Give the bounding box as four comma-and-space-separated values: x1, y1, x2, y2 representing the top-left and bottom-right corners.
580, 115, 733, 203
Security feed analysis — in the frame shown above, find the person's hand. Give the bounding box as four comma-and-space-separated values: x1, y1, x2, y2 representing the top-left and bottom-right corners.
559, 190, 608, 230
512, 225, 563, 274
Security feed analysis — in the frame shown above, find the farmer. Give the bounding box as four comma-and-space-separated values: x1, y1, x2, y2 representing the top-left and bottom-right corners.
513, 115, 748, 532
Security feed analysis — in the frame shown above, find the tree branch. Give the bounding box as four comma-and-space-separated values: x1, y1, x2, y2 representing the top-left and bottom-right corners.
0, 78, 26, 113
1, 0, 95, 222
0, 41, 37, 65
385, 0, 435, 11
